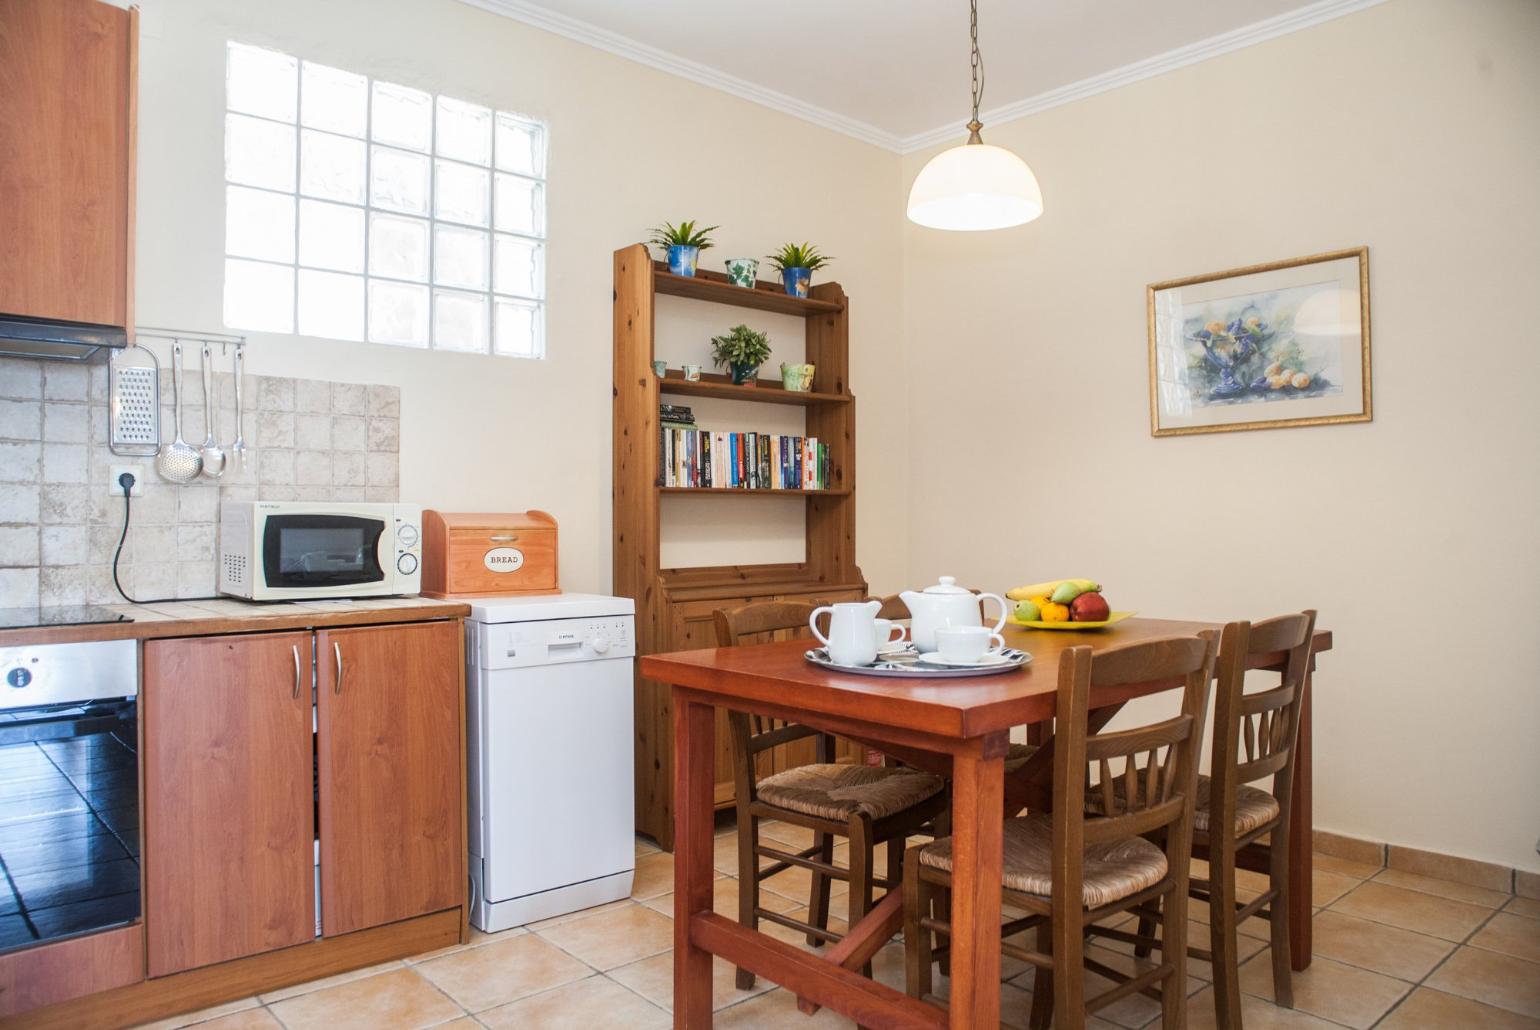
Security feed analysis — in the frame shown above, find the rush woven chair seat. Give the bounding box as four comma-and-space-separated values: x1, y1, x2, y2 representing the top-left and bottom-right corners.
903, 633, 1218, 1030
1005, 742, 1039, 773
1090, 775, 1280, 835
714, 601, 949, 991
755, 762, 943, 822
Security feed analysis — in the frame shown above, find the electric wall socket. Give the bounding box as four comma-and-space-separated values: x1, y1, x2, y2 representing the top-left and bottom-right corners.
109, 464, 146, 498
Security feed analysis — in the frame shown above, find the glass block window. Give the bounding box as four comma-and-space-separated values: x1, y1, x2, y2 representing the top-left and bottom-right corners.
222, 42, 547, 358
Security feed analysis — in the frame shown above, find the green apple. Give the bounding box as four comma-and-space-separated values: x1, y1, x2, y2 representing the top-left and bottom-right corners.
1014, 599, 1041, 622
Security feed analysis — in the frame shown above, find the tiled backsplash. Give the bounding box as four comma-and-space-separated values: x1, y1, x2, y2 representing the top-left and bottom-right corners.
0, 357, 399, 607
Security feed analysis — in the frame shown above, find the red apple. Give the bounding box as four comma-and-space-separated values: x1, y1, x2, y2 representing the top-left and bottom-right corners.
1070, 592, 1110, 622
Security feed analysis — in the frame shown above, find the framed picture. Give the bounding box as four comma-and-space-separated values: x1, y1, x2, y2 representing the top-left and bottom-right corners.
1147, 247, 1371, 436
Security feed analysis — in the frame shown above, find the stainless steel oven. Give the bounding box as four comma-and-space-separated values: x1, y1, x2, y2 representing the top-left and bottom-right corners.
0, 638, 139, 954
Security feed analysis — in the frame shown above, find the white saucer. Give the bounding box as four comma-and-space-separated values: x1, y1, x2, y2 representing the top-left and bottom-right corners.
917, 650, 1011, 668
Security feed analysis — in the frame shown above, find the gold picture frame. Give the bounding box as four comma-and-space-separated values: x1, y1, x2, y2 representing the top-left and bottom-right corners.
1147, 247, 1372, 437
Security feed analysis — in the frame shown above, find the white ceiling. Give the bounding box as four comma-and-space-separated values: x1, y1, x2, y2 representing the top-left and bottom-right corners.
459, 0, 1381, 151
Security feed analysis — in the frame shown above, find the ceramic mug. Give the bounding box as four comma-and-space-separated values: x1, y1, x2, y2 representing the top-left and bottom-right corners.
725, 258, 758, 288
652, 360, 667, 377
873, 618, 907, 653
934, 625, 1006, 663
809, 599, 882, 667
682, 364, 702, 382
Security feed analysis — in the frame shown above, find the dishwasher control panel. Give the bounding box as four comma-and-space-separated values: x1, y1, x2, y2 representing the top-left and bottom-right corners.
474, 615, 635, 670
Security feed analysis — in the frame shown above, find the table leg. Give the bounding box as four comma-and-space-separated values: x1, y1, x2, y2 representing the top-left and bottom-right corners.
673, 693, 716, 1027
1287, 662, 1314, 971
946, 738, 1006, 1029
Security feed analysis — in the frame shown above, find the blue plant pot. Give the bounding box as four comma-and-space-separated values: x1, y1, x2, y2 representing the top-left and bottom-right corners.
782, 267, 811, 297
729, 362, 760, 385
667, 245, 700, 278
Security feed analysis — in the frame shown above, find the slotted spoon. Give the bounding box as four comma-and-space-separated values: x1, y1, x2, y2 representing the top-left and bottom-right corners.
156, 341, 202, 483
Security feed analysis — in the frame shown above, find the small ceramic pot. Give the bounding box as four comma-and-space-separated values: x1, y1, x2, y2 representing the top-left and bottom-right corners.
682, 364, 702, 382
729, 362, 759, 386
725, 258, 758, 288
651, 360, 667, 377
780, 362, 815, 392
667, 245, 700, 278
782, 267, 811, 298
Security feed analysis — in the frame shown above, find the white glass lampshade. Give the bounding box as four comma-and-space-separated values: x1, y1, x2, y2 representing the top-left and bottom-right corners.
907, 142, 1043, 231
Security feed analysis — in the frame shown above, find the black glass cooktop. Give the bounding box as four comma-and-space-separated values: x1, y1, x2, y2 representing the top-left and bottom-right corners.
0, 606, 134, 632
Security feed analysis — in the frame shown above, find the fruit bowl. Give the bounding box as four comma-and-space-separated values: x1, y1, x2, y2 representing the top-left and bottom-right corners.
1006, 611, 1137, 631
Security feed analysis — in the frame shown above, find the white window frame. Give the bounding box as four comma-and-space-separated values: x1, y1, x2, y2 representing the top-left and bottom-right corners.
221, 41, 548, 358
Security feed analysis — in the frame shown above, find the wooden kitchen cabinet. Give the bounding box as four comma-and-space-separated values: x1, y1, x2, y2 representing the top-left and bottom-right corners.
0, 0, 137, 328
317, 621, 464, 936
143, 633, 316, 978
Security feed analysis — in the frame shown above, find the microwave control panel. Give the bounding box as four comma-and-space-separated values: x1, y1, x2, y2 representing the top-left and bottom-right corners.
394, 507, 423, 582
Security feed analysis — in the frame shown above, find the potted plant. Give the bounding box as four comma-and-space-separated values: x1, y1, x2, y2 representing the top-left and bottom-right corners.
649, 220, 718, 278
709, 324, 772, 385
767, 242, 832, 298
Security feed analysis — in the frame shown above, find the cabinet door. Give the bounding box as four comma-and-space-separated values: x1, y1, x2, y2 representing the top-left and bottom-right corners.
143, 633, 315, 977
317, 621, 463, 936
0, 0, 135, 326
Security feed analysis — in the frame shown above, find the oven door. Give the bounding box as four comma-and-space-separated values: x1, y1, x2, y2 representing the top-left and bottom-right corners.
260, 513, 388, 592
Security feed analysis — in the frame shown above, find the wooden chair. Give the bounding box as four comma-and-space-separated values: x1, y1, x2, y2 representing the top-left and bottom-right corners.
714, 601, 950, 990
902, 634, 1217, 1029
1118, 611, 1318, 1028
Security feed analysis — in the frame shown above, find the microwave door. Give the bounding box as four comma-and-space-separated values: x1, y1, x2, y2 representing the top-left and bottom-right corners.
263, 514, 386, 590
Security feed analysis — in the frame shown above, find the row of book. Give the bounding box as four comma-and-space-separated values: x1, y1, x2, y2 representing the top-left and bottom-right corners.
659, 426, 832, 490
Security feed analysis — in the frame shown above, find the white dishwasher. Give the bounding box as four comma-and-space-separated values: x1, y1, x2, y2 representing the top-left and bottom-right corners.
465, 593, 636, 931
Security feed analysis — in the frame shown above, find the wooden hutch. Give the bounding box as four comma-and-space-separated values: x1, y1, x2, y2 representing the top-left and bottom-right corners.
612, 243, 866, 849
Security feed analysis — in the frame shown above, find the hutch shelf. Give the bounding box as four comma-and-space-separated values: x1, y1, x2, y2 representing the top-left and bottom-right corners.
613, 244, 866, 849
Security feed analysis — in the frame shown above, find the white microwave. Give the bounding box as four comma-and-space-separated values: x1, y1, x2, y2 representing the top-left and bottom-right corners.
218, 502, 423, 601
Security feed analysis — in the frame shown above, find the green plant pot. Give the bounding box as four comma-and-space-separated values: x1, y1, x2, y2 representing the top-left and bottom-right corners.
729, 362, 760, 385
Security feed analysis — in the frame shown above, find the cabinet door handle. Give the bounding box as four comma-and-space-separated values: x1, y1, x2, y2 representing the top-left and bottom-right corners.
292, 645, 302, 699
333, 641, 344, 695
489, 534, 519, 542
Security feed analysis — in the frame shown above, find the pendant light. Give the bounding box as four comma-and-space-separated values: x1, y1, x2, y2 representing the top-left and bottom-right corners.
906, 0, 1043, 231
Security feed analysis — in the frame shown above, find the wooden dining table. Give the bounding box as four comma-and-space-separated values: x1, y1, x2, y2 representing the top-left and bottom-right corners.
641, 616, 1332, 1029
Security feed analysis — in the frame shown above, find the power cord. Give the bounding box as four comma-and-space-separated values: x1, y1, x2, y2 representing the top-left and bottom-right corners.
111, 472, 221, 605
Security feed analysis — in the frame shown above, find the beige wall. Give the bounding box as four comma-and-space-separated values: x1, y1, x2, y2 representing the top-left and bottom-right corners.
131, 0, 910, 597
901, 0, 1540, 872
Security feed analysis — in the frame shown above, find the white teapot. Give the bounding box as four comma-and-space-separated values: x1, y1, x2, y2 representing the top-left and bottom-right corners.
900, 576, 1008, 652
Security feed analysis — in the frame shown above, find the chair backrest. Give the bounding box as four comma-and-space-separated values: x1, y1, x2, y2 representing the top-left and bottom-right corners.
1208, 610, 1317, 829
713, 601, 832, 803
867, 594, 910, 621
1052, 634, 1218, 904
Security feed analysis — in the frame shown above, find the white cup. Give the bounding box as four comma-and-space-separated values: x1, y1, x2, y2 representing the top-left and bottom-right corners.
873, 618, 907, 652
934, 625, 1006, 663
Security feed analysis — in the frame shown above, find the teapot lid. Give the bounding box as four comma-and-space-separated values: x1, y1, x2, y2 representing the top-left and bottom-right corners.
923, 576, 971, 595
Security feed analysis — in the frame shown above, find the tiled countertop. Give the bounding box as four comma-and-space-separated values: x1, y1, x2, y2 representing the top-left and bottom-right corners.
0, 595, 469, 647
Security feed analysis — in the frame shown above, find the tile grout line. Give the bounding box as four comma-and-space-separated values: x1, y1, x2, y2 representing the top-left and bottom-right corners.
1366, 891, 1515, 1028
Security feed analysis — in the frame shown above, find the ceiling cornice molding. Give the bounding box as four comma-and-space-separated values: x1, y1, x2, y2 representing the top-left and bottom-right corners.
899, 0, 1386, 153
455, 0, 907, 151
456, 0, 1386, 157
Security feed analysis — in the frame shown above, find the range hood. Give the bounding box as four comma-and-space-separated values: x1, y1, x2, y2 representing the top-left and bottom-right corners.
0, 315, 128, 362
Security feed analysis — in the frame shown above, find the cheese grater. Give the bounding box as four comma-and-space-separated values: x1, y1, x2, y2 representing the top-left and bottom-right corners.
109, 343, 161, 456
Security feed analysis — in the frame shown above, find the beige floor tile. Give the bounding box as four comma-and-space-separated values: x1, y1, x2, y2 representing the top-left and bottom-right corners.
636, 834, 662, 857
1373, 867, 1514, 908
713, 987, 860, 1028
1311, 869, 1359, 906
1308, 909, 1454, 981
430, 1021, 483, 1029
1470, 912, 1540, 964
1426, 946, 1540, 1018
1074, 945, 1205, 1028
176, 1012, 282, 1030
1312, 852, 1382, 880
476, 974, 670, 1029
608, 950, 776, 1012
1098, 915, 1267, 982
1189, 886, 1274, 941
714, 831, 741, 875
758, 819, 817, 850
1507, 896, 1540, 920
258, 960, 404, 1003
1331, 881, 1491, 941
1237, 951, 1411, 1029
645, 871, 804, 920
760, 860, 853, 907
404, 924, 523, 964
267, 968, 463, 1030
631, 848, 675, 899
536, 899, 675, 970
1378, 986, 1540, 1029
131, 997, 262, 1030
525, 897, 632, 931
1184, 985, 1341, 1029
413, 933, 591, 1012
758, 905, 849, 953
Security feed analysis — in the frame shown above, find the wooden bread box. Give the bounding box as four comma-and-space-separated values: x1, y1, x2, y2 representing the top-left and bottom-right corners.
421, 510, 559, 598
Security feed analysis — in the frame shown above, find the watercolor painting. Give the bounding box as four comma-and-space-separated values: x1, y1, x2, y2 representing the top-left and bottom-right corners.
1148, 248, 1372, 436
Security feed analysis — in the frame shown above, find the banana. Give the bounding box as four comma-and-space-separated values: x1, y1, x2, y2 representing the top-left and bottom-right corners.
1006, 578, 1100, 601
